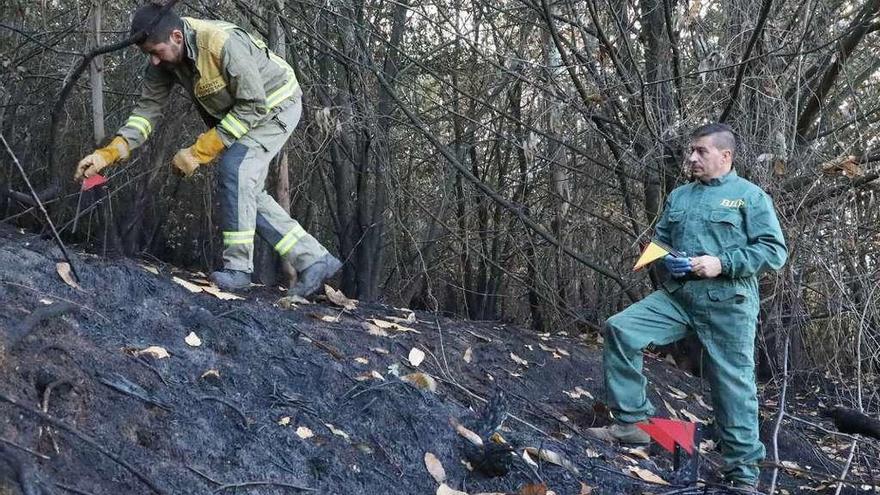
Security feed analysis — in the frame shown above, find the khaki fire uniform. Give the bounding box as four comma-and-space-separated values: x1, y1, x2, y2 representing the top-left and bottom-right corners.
115, 18, 328, 273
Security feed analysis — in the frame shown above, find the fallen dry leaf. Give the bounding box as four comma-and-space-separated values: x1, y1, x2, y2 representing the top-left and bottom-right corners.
172, 276, 203, 293
135, 346, 170, 359
314, 313, 342, 323
200, 369, 220, 380
510, 353, 528, 367
695, 394, 714, 411
296, 426, 314, 439
524, 447, 580, 474
370, 318, 420, 334
424, 452, 447, 484
364, 322, 389, 337
354, 357, 369, 365
667, 386, 688, 400
781, 460, 803, 475
184, 331, 202, 347
139, 264, 159, 275
520, 450, 539, 469
539, 343, 555, 352
276, 295, 309, 309
699, 439, 716, 453
278, 416, 291, 426
579, 483, 594, 494
409, 347, 426, 367
556, 348, 570, 357
325, 423, 350, 441
388, 314, 417, 324
325, 284, 357, 310
563, 387, 593, 400
623, 446, 650, 460
55, 262, 81, 290
584, 448, 601, 458
663, 400, 679, 419
370, 347, 389, 355
680, 408, 708, 424
517, 482, 546, 495
401, 372, 437, 392
200, 284, 244, 300
437, 484, 467, 495
463, 347, 473, 363
451, 420, 483, 446
627, 466, 669, 485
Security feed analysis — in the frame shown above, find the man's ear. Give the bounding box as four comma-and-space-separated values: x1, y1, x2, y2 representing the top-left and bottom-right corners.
723, 149, 733, 164
170, 29, 184, 44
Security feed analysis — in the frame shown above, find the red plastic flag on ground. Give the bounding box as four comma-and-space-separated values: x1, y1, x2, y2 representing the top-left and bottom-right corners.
81, 174, 108, 192
637, 418, 696, 454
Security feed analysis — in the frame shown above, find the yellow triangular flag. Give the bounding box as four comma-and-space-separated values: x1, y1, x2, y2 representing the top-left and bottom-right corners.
633, 241, 670, 271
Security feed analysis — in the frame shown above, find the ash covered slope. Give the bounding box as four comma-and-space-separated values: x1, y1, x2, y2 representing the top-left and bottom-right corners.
0, 224, 821, 494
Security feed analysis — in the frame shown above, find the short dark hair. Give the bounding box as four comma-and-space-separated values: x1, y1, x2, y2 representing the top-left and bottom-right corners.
690, 122, 736, 160
130, 4, 184, 45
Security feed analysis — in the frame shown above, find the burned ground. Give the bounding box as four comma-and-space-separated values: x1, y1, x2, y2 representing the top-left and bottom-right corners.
0, 224, 876, 495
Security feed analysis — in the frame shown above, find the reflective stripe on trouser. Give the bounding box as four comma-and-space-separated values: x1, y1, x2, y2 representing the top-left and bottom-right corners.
217, 97, 330, 273
603, 280, 765, 484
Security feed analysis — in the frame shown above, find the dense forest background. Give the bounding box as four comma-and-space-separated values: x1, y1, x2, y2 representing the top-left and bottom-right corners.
2, 0, 879, 401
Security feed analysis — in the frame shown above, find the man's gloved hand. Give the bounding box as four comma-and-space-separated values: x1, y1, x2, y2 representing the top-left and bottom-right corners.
172, 128, 225, 178
663, 253, 692, 278
172, 148, 200, 177
75, 136, 129, 180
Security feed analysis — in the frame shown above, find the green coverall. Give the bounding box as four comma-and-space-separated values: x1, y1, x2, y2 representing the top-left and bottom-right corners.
604, 170, 787, 484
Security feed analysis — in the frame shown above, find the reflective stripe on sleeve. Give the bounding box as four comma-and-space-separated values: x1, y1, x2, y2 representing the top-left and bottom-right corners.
222, 230, 255, 246
126, 115, 152, 139
220, 113, 248, 139
274, 224, 306, 256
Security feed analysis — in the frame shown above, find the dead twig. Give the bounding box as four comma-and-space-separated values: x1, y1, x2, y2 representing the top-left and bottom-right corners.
0, 281, 109, 322
198, 396, 249, 429
0, 390, 167, 494
833, 441, 859, 495
212, 480, 315, 493
0, 133, 79, 281
15, 301, 76, 337
0, 437, 50, 460
768, 334, 790, 494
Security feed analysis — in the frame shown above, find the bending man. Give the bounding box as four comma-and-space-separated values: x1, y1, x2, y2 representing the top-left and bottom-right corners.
75, 5, 341, 296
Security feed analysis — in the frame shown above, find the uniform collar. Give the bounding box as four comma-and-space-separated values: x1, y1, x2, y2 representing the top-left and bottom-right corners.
182, 18, 198, 63
699, 169, 737, 187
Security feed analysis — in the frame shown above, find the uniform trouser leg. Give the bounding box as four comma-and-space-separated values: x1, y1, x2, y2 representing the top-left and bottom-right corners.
694, 288, 764, 484
604, 290, 690, 423
217, 98, 329, 273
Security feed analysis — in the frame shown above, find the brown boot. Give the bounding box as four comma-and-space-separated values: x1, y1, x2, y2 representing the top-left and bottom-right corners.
586, 422, 650, 444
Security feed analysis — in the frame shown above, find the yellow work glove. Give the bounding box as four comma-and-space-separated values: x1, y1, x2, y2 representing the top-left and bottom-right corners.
75, 136, 129, 181
172, 128, 225, 178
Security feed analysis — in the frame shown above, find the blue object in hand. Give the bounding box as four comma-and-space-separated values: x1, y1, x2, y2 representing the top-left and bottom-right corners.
663, 253, 691, 277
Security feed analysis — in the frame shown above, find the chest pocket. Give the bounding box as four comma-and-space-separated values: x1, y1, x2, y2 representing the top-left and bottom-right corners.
709, 208, 743, 247
190, 19, 236, 114
666, 209, 685, 239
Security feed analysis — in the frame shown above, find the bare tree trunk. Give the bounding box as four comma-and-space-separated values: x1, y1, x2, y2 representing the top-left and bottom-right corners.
88, 0, 105, 144
542, 20, 571, 315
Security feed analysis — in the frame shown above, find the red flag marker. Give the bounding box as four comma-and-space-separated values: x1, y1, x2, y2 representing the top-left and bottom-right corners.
82, 174, 108, 191
637, 418, 696, 454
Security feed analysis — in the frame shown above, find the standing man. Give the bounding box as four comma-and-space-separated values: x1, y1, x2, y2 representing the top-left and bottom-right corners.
588, 123, 787, 490
74, 4, 341, 296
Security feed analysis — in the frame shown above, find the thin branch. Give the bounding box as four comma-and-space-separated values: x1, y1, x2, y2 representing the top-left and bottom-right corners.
0, 134, 79, 281
719, 0, 775, 122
